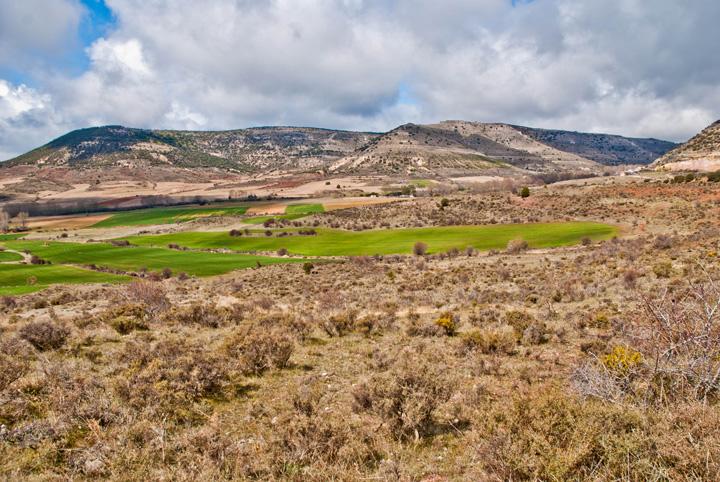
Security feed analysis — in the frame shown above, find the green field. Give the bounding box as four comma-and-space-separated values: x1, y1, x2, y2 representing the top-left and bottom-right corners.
285, 203, 325, 215
0, 264, 129, 295
125, 222, 617, 256
0, 233, 27, 241
244, 203, 325, 225
2, 240, 312, 277
91, 204, 250, 228
0, 251, 23, 262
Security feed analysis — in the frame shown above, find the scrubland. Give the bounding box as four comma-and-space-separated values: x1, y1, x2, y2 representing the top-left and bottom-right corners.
1, 179, 720, 480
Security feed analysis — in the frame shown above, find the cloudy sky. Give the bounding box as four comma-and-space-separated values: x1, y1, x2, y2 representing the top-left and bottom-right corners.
1, 0, 718, 160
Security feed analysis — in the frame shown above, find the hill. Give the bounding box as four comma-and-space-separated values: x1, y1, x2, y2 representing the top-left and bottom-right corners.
2, 122, 677, 180
652, 120, 720, 171
3, 125, 379, 173
515, 126, 677, 166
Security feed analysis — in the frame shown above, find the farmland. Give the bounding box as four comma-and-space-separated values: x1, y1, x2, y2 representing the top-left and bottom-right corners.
91, 204, 250, 227
0, 264, 128, 295
0, 240, 312, 280
126, 222, 617, 256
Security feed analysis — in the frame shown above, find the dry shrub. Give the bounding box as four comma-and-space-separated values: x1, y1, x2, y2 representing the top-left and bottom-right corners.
0, 338, 33, 390
18, 321, 69, 351
321, 310, 357, 337
100, 303, 149, 334
223, 326, 294, 375
474, 386, 659, 481
352, 353, 454, 440
124, 280, 169, 319
171, 302, 226, 328
461, 326, 516, 355
506, 238, 529, 254
116, 338, 229, 422
264, 379, 383, 478
504, 310, 535, 337
638, 279, 720, 403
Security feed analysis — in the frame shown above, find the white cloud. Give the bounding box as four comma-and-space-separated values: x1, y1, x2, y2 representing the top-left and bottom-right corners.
1, 0, 719, 159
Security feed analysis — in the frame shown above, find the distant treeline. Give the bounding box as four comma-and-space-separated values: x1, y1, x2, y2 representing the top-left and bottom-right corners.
0, 193, 278, 218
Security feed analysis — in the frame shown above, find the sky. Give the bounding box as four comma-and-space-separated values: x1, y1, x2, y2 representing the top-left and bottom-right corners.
0, 0, 719, 160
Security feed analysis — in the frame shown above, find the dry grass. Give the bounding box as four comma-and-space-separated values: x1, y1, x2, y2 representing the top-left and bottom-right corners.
1, 180, 720, 479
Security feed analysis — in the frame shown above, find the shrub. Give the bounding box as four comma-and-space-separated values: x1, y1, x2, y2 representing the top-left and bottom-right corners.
506, 238, 529, 254
652, 261, 673, 278
277, 247, 288, 256
434, 311, 458, 336
19, 321, 69, 351
601, 345, 643, 377
303, 262, 314, 274
124, 280, 169, 319
519, 186, 530, 198
353, 356, 454, 439
224, 327, 294, 375
461, 326, 516, 355
413, 241, 428, 256
504, 310, 535, 337
322, 311, 357, 337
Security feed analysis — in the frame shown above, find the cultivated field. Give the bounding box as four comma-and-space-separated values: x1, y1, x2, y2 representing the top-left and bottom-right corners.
127, 222, 616, 256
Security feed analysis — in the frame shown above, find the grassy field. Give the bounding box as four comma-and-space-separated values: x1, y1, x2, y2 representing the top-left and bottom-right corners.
285, 203, 325, 215
2, 240, 312, 277
0, 251, 23, 262
0, 264, 129, 295
91, 204, 250, 228
243, 203, 325, 225
125, 222, 617, 256
0, 233, 27, 241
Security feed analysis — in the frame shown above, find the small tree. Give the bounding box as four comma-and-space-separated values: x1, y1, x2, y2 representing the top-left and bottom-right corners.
438, 198, 450, 210
519, 186, 530, 198
17, 211, 29, 230
413, 241, 428, 256
0, 210, 9, 233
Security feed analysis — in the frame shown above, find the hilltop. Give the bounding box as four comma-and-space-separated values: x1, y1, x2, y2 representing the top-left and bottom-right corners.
652, 120, 720, 171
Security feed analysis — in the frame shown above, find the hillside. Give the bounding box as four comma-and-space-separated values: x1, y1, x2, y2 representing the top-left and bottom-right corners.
2, 122, 677, 179
515, 126, 677, 166
652, 120, 720, 171
3, 125, 379, 173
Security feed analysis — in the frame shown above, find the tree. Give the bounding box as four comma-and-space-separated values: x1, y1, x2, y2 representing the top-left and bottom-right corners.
519, 186, 530, 198
413, 241, 428, 256
438, 198, 450, 210
0, 210, 9, 232
17, 211, 29, 230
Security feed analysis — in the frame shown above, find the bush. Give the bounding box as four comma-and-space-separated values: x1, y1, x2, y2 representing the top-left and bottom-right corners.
652, 261, 673, 278
224, 327, 294, 375
506, 238, 529, 254
413, 241, 428, 256
353, 356, 454, 439
19, 321, 69, 351
461, 326, 516, 355
434, 311, 458, 336
303, 262, 314, 275
519, 186, 530, 198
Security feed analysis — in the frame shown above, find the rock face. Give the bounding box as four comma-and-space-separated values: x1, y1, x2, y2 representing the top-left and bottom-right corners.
652, 121, 720, 172
2, 121, 677, 177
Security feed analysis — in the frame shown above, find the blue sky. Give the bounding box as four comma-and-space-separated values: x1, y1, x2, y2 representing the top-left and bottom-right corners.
0, 0, 718, 160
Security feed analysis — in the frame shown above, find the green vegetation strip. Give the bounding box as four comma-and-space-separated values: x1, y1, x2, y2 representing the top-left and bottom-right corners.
0, 264, 129, 295
243, 203, 325, 225
0, 251, 24, 262
3, 240, 311, 278
125, 222, 617, 257
92, 205, 250, 228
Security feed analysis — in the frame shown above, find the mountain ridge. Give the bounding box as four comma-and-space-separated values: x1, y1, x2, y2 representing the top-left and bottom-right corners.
2, 121, 678, 177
